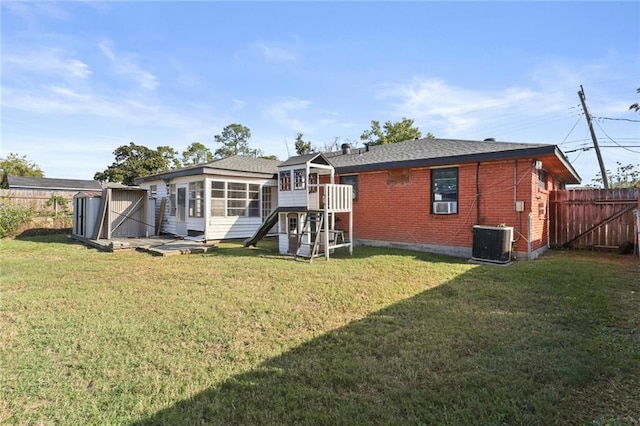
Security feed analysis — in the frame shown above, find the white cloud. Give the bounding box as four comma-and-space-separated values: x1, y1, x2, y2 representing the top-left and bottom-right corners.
2, 49, 91, 79
2, 1, 70, 23
252, 38, 300, 63
232, 99, 247, 111
98, 41, 159, 90
46, 85, 91, 101
265, 98, 313, 132
377, 78, 569, 137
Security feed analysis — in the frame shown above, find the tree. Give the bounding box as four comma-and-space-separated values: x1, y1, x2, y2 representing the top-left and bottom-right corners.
294, 133, 313, 155
360, 118, 431, 146
182, 142, 213, 166
214, 123, 253, 158
592, 162, 640, 188
94, 142, 180, 186
259, 154, 280, 161
0, 153, 44, 184
630, 87, 640, 113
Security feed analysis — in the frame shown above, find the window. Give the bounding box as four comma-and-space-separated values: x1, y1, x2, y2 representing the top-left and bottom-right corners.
431, 168, 458, 214
280, 171, 291, 191
189, 181, 204, 217
538, 170, 547, 190
227, 182, 247, 216
211, 181, 225, 217
212, 181, 261, 217
149, 185, 157, 198
308, 173, 318, 193
340, 175, 358, 200
261, 186, 273, 219
169, 184, 177, 216
294, 169, 306, 190
248, 184, 260, 217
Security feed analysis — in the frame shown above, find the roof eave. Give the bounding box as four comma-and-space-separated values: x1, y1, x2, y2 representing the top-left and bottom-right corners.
135, 167, 277, 184
334, 145, 582, 185
333, 146, 561, 174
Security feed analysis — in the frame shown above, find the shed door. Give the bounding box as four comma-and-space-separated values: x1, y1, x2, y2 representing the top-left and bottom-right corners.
176, 185, 187, 236
74, 198, 85, 236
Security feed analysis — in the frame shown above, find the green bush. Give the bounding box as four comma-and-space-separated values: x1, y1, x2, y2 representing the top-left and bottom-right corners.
0, 202, 34, 238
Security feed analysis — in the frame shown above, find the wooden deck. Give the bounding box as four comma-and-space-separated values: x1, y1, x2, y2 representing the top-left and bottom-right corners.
71, 235, 217, 256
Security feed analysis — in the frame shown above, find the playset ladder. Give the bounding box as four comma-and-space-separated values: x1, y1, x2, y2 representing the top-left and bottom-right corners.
295, 210, 324, 263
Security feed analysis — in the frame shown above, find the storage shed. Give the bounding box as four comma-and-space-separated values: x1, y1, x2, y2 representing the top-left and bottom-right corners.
72, 185, 151, 240
72, 191, 102, 239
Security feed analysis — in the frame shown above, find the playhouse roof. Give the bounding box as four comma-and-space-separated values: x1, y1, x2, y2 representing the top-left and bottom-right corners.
328, 138, 581, 184
279, 152, 331, 168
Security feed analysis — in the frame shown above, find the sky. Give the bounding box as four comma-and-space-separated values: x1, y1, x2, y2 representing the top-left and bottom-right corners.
1, 1, 639, 185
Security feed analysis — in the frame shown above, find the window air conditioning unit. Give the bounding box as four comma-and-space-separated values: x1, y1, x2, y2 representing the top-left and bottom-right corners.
433, 201, 457, 214
472, 225, 514, 264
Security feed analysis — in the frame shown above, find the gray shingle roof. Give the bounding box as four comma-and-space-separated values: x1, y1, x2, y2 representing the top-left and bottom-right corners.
208, 155, 281, 174
7, 176, 103, 191
135, 155, 282, 183
279, 153, 330, 167
328, 138, 552, 171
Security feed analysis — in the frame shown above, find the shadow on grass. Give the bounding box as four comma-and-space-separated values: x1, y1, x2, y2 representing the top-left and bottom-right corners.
222, 238, 470, 265
131, 259, 637, 425
13, 231, 74, 242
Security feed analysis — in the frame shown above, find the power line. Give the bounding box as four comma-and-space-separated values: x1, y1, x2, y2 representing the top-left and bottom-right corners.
594, 116, 640, 123
594, 119, 640, 154
560, 116, 584, 146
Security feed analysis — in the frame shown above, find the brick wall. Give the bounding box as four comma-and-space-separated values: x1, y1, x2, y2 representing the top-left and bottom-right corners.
336, 158, 558, 257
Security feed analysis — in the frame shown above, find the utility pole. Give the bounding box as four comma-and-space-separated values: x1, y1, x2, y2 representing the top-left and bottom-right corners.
578, 85, 609, 189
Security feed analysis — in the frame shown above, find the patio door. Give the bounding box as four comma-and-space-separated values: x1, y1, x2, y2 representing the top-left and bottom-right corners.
176, 185, 187, 236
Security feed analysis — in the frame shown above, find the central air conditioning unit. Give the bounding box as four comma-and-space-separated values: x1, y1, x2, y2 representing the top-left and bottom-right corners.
472, 225, 514, 264
433, 201, 457, 214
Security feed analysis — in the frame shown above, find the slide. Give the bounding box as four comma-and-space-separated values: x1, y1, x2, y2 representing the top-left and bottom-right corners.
244, 207, 279, 247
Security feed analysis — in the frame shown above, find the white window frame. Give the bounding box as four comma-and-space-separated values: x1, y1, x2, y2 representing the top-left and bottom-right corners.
188, 181, 205, 218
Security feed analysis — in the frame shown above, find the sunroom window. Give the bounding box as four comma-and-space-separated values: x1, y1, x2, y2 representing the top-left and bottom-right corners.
188, 181, 204, 218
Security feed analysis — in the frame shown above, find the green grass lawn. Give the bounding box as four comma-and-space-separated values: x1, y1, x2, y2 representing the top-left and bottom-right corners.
1, 235, 638, 425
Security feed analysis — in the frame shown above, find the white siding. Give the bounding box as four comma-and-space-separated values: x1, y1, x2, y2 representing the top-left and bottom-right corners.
205, 175, 276, 240
140, 180, 176, 236
208, 217, 264, 240
278, 166, 310, 208
143, 174, 277, 240
279, 233, 289, 255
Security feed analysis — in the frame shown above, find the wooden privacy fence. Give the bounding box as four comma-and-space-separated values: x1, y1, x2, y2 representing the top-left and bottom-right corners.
549, 188, 639, 252
0, 189, 75, 214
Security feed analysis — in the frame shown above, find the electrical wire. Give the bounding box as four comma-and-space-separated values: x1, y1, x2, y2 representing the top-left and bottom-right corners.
594, 116, 640, 123
594, 120, 640, 154
560, 116, 584, 146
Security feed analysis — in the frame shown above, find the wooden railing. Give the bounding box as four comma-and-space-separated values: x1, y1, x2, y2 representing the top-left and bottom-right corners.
322, 184, 352, 213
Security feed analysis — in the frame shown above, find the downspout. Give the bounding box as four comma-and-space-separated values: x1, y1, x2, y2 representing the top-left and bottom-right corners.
476, 162, 481, 224
527, 212, 533, 260
515, 160, 521, 253
514, 160, 518, 209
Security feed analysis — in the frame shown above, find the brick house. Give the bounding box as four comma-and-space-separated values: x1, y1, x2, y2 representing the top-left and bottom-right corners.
137, 138, 580, 261
328, 138, 581, 260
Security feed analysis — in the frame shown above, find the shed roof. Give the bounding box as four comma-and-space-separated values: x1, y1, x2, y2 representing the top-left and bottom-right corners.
328, 138, 581, 184
6, 176, 103, 191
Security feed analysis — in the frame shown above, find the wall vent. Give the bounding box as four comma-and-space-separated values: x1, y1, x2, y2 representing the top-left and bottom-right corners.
472, 225, 513, 263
